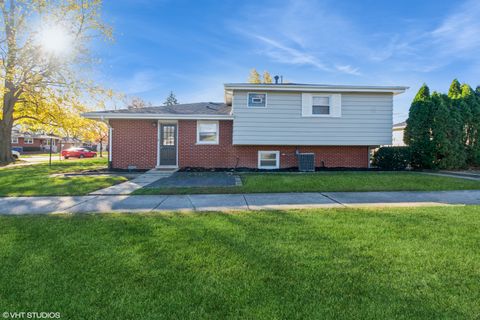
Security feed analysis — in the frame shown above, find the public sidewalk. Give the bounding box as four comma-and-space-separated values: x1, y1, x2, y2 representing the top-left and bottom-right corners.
2, 190, 480, 215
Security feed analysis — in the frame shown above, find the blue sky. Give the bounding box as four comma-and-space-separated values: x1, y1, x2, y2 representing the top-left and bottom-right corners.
95, 0, 480, 122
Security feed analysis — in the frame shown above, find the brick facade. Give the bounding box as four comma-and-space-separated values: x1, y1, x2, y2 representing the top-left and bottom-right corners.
110, 119, 158, 169
178, 120, 369, 168
109, 119, 369, 170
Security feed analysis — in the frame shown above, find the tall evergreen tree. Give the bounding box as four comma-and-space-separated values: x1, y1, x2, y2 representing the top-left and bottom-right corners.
430, 93, 452, 169
404, 84, 436, 168
460, 84, 477, 164
446, 79, 468, 168
248, 69, 261, 84
448, 79, 462, 98
164, 92, 179, 106
466, 85, 480, 165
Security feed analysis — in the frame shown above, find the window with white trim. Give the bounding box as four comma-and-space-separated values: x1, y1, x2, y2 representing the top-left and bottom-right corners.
197, 121, 219, 144
312, 96, 330, 115
11, 137, 18, 144
248, 93, 267, 108
258, 151, 280, 169
301, 93, 342, 117
24, 137, 33, 144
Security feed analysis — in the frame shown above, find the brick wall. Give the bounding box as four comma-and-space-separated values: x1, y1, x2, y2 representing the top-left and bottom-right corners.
109, 119, 369, 169
178, 120, 369, 168
110, 119, 158, 169
12, 138, 44, 152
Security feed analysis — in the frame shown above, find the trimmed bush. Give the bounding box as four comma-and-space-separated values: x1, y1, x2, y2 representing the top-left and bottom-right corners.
372, 147, 411, 170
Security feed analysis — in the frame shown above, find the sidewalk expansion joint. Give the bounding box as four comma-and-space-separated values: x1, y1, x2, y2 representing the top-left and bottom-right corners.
320, 193, 347, 208
242, 194, 251, 210
186, 195, 196, 211
150, 196, 169, 212
58, 196, 99, 214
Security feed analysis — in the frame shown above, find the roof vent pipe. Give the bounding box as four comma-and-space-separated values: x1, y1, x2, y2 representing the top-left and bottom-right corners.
274, 75, 279, 84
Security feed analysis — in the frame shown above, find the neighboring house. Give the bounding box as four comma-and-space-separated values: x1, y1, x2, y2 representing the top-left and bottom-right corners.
61, 137, 84, 150
392, 121, 407, 146
11, 132, 62, 152
83, 82, 408, 170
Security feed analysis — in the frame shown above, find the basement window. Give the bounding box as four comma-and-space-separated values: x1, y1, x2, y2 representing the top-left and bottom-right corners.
258, 151, 280, 169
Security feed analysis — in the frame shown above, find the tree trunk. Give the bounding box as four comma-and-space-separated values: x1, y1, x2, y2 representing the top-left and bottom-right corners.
99, 140, 103, 157
0, 120, 13, 163
0, 0, 17, 164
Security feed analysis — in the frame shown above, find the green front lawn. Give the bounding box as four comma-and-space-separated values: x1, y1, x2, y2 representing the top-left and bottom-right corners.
134, 171, 480, 195
0, 158, 127, 196
0, 207, 479, 319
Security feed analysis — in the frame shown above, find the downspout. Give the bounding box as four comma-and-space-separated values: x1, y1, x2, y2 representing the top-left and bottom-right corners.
103, 117, 113, 170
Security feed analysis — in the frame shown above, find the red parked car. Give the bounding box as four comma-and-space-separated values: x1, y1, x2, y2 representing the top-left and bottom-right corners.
61, 148, 97, 159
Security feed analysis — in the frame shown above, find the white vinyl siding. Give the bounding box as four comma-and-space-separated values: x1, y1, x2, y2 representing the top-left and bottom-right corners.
233, 91, 393, 145
197, 121, 219, 144
258, 151, 279, 169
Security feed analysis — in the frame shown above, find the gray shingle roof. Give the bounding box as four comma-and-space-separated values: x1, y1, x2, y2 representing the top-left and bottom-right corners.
96, 102, 231, 116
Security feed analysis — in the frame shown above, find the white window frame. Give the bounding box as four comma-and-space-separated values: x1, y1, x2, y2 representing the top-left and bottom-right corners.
11, 136, 18, 144
196, 120, 219, 145
258, 151, 280, 169
24, 137, 34, 144
247, 92, 267, 108
310, 95, 332, 117
301, 93, 342, 118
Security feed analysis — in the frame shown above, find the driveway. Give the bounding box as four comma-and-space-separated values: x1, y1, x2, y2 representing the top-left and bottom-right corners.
22, 155, 61, 164
1, 190, 480, 215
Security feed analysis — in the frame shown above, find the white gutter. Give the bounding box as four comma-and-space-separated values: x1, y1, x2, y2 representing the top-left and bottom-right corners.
224, 84, 409, 95
82, 113, 234, 120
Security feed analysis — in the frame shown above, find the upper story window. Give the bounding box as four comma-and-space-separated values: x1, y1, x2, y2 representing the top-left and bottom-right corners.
248, 93, 267, 108
11, 136, 18, 144
312, 96, 330, 115
197, 120, 219, 144
24, 137, 34, 144
301, 93, 342, 117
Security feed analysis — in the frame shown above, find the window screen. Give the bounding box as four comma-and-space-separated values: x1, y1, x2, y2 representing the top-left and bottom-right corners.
312, 96, 330, 115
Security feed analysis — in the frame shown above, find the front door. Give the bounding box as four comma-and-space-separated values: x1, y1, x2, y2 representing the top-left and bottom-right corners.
159, 124, 177, 166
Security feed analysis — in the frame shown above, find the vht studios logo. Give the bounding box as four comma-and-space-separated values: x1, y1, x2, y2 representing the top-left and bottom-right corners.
2, 312, 61, 319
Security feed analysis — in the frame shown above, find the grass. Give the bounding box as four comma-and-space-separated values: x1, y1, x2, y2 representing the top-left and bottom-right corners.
0, 206, 479, 319
0, 157, 127, 196
134, 171, 480, 195
19, 153, 60, 158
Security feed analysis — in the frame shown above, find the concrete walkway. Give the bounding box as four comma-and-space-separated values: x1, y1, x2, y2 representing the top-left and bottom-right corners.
2, 190, 480, 215
89, 169, 175, 195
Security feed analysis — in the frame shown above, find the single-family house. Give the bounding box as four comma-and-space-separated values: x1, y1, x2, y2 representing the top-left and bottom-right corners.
11, 131, 62, 152
83, 82, 408, 170
392, 121, 407, 146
